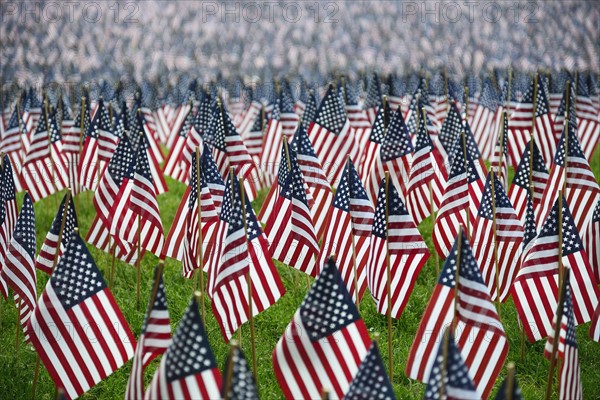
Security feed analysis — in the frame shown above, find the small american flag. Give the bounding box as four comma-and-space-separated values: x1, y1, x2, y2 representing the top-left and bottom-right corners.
29, 233, 136, 399
590, 302, 600, 343
583, 200, 600, 282
126, 266, 171, 400
0, 193, 36, 341
364, 73, 382, 125
0, 108, 26, 192
358, 102, 388, 184
221, 346, 259, 399
317, 159, 374, 302
471, 172, 524, 302
344, 341, 395, 400
507, 139, 549, 223
307, 84, 359, 188
366, 108, 413, 205
552, 83, 576, 142
163, 107, 194, 182
36, 192, 78, 274
260, 100, 284, 177
494, 373, 523, 400
344, 84, 372, 168
280, 87, 300, 138
78, 98, 102, 191
574, 77, 600, 160
423, 329, 479, 400
367, 178, 429, 319
543, 271, 582, 400
470, 79, 501, 160
131, 112, 169, 195
144, 295, 221, 400
300, 90, 318, 130
272, 258, 371, 399
95, 99, 119, 163
265, 149, 320, 277
491, 111, 510, 188
521, 194, 539, 261
437, 102, 463, 161
512, 196, 600, 342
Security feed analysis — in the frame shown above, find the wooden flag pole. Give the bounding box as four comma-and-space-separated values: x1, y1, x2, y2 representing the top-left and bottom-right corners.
545, 268, 568, 400
321, 388, 330, 400
489, 172, 501, 315
239, 177, 258, 380
222, 340, 239, 400
463, 86, 469, 119
147, 261, 165, 315
384, 172, 393, 382
453, 226, 463, 332
505, 361, 516, 400
75, 96, 86, 212
109, 241, 117, 288
136, 212, 142, 310
194, 147, 206, 325
229, 168, 242, 345
497, 111, 507, 188
31, 355, 41, 399
506, 68, 512, 112
283, 138, 301, 289
347, 156, 361, 310
15, 301, 21, 356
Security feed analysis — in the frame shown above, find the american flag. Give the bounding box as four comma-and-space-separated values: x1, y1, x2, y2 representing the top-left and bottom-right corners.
36, 192, 78, 274
126, 266, 171, 400
358, 102, 389, 183
176, 113, 204, 185
537, 121, 600, 235
512, 196, 600, 342
300, 89, 318, 130
575, 76, 600, 160
260, 100, 285, 177
22, 107, 68, 202
0, 157, 19, 298
317, 159, 373, 302
591, 302, 600, 343
60, 101, 83, 195
552, 83, 576, 142
470, 78, 501, 160
78, 98, 102, 191
344, 341, 395, 400
407, 230, 508, 398
521, 194, 539, 261
280, 87, 300, 137
258, 142, 296, 225
272, 258, 371, 399
367, 178, 429, 319
237, 99, 262, 140
507, 139, 549, 223
583, 200, 600, 283
210, 103, 261, 201
507, 78, 556, 169
406, 107, 448, 225
405, 79, 438, 140
112, 144, 165, 256
96, 99, 119, 163
344, 84, 372, 166
221, 346, 259, 399
209, 173, 285, 340
290, 124, 334, 241
423, 329, 479, 400
265, 151, 320, 277
491, 111, 510, 188
241, 105, 265, 159
131, 112, 169, 195
447, 119, 487, 185
366, 108, 413, 205
0, 193, 36, 341
307, 84, 359, 188
133, 99, 165, 164
0, 107, 26, 192
364, 73, 382, 125
163, 106, 194, 182
29, 233, 135, 399
21, 88, 42, 145
472, 173, 524, 303
437, 101, 463, 161
144, 295, 221, 400
544, 271, 582, 400
495, 372, 523, 400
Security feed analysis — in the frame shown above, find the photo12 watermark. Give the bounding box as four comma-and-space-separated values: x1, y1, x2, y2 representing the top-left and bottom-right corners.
1, 1, 140, 24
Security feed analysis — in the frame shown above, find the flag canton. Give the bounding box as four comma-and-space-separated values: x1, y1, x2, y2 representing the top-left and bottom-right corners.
223, 347, 259, 400
270, 100, 281, 120
380, 111, 413, 161
513, 140, 547, 188
178, 109, 193, 138
113, 105, 129, 139
439, 103, 462, 153
369, 104, 389, 144
210, 108, 227, 150
535, 83, 550, 117
60, 102, 73, 121
438, 231, 467, 288
314, 86, 347, 135
187, 151, 200, 208
134, 145, 154, 182
424, 331, 477, 399
51, 234, 107, 310
365, 74, 381, 109
345, 342, 393, 400
414, 113, 434, 152
201, 149, 225, 187
462, 121, 482, 160
290, 125, 318, 160
142, 274, 168, 332
165, 297, 217, 383
281, 162, 309, 208
457, 235, 486, 286
1, 158, 17, 201
555, 123, 586, 165
47, 111, 62, 143
478, 79, 499, 110
51, 193, 78, 241
539, 198, 583, 256
222, 177, 262, 240
523, 197, 538, 248
74, 103, 91, 136
299, 259, 361, 341
372, 181, 408, 239
344, 80, 360, 106
497, 113, 509, 155
12, 194, 36, 258
478, 174, 511, 219
194, 96, 214, 135
333, 160, 368, 212
249, 112, 264, 132
301, 91, 318, 129
108, 135, 135, 185
563, 279, 577, 348
280, 89, 296, 113
556, 91, 577, 126
7, 108, 20, 130
593, 201, 600, 223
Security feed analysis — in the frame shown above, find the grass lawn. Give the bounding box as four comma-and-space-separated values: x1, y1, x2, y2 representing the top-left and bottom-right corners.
1, 150, 600, 399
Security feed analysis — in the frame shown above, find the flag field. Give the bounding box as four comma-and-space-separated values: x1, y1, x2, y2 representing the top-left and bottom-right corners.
1, 156, 600, 399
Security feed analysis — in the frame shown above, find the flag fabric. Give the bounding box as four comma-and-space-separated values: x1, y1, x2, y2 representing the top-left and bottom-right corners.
221, 346, 259, 400
358, 102, 388, 183
491, 111, 510, 188
406, 108, 447, 225
0, 193, 36, 341
0, 157, 19, 298
366, 108, 413, 205
437, 102, 463, 162
470, 79, 501, 160
22, 108, 68, 202
590, 302, 600, 343
0, 108, 26, 192
367, 179, 429, 319
209, 174, 285, 340
241, 106, 265, 159
521, 194, 539, 261
575, 76, 600, 160
423, 330, 479, 400
307, 85, 359, 188
507, 78, 556, 169
494, 374, 523, 400
364, 73, 382, 125
144, 295, 221, 400
291, 124, 334, 241
258, 143, 296, 226
471, 173, 524, 302
265, 149, 320, 277
125, 266, 171, 400
543, 272, 582, 400
259, 100, 285, 177
512, 197, 600, 342
344, 87, 372, 166
507, 139, 549, 223
317, 159, 373, 302
552, 83, 576, 142
35, 192, 78, 274
272, 258, 371, 400
78, 98, 103, 191
407, 230, 508, 398
29, 233, 136, 400
537, 122, 600, 234
131, 113, 169, 195
60, 102, 83, 195
583, 200, 600, 282
344, 341, 395, 400
162, 107, 194, 182
280, 87, 300, 138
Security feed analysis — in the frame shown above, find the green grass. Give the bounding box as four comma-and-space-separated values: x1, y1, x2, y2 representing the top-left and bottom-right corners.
2, 153, 600, 399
